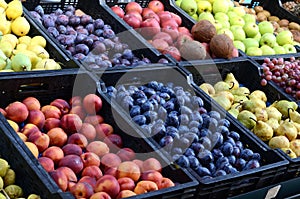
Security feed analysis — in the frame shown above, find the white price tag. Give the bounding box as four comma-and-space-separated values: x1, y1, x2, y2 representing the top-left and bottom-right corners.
265, 185, 281, 199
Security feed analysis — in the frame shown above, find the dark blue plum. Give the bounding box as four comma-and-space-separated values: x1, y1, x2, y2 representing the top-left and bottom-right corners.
73, 53, 85, 60
235, 141, 244, 150
151, 122, 166, 138
103, 24, 112, 30
134, 98, 147, 106
227, 155, 236, 165
195, 166, 211, 177
163, 101, 175, 113
159, 92, 170, 100
54, 8, 63, 15
80, 14, 93, 25
198, 128, 210, 138
94, 28, 103, 37
225, 137, 236, 147
217, 126, 230, 138
175, 155, 190, 168
216, 156, 229, 170
172, 154, 181, 162
34, 5, 44, 16
207, 162, 216, 173
122, 49, 134, 60
82, 37, 94, 48
189, 127, 199, 134
189, 121, 200, 129
191, 96, 204, 108
141, 101, 154, 112
240, 149, 254, 161
132, 90, 146, 100
180, 106, 193, 115
129, 105, 141, 117
132, 115, 147, 126
232, 146, 241, 157
243, 159, 260, 170
252, 153, 261, 160
56, 14, 69, 25
121, 95, 134, 110
65, 5, 75, 13
147, 81, 159, 90
201, 114, 211, 129
57, 25, 67, 34
235, 158, 246, 170
158, 58, 169, 64
103, 28, 115, 39
190, 111, 202, 122
178, 125, 189, 135
214, 169, 227, 177
174, 137, 190, 149
75, 33, 87, 44
223, 165, 238, 174
75, 44, 89, 55
86, 23, 95, 34
142, 88, 156, 97
68, 15, 81, 26
141, 125, 152, 135
188, 155, 200, 169
197, 150, 214, 165
208, 117, 218, 132
229, 131, 240, 141
43, 18, 55, 28
221, 142, 234, 156
166, 113, 179, 128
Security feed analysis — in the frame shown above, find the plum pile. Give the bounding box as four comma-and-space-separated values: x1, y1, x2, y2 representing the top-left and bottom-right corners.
29, 5, 169, 68
260, 57, 300, 100
107, 81, 261, 180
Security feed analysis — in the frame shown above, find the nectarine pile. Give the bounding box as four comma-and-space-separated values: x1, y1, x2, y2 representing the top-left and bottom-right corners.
1, 94, 175, 199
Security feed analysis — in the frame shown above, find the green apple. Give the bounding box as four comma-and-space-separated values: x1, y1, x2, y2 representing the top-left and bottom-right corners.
253, 32, 261, 42
198, 11, 215, 23
217, 28, 234, 40
233, 40, 246, 52
216, 19, 230, 29
276, 30, 294, 46
175, 0, 182, 7
214, 12, 229, 21
230, 25, 246, 41
180, 0, 198, 16
259, 33, 277, 48
207, 0, 215, 4
197, 1, 212, 14
213, 20, 223, 31
293, 41, 300, 46
231, 6, 246, 17
191, 13, 198, 20
260, 45, 276, 55
212, 0, 229, 14
242, 38, 259, 49
229, 16, 245, 26
227, 11, 238, 20
273, 45, 286, 54
246, 47, 262, 56
243, 22, 259, 38
283, 44, 297, 54
243, 13, 256, 23
258, 21, 274, 35
227, 0, 234, 8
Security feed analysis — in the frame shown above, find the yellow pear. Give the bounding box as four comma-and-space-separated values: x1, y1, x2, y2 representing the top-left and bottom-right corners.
213, 81, 233, 93
18, 36, 31, 45
266, 118, 280, 133
249, 90, 267, 102
230, 86, 250, 96
1, 34, 18, 48
0, 0, 7, 9
34, 58, 60, 70
11, 16, 30, 36
276, 119, 297, 141
214, 91, 234, 104
212, 95, 232, 110
0, 41, 13, 57
281, 148, 297, 159
290, 139, 300, 157
266, 106, 282, 122
199, 83, 215, 96
0, 20, 11, 35
254, 107, 268, 122
224, 73, 239, 89
269, 135, 290, 149
289, 109, 300, 123
5, 0, 23, 20
16, 43, 27, 51
233, 95, 248, 104
13, 49, 41, 67
30, 36, 46, 48
27, 45, 49, 59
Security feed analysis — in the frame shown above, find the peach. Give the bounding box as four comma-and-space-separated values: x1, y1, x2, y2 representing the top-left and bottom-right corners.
27, 110, 45, 130
7, 119, 19, 132
95, 123, 113, 140
117, 148, 136, 161
60, 113, 83, 134
17, 132, 27, 142
25, 141, 39, 158
116, 190, 137, 199
67, 133, 88, 149
69, 96, 82, 107
0, 108, 6, 117
27, 130, 42, 140
84, 115, 104, 126
78, 176, 97, 190
38, 156, 55, 172
103, 134, 123, 153
141, 170, 163, 183
100, 153, 122, 172
117, 161, 141, 182
142, 158, 162, 173
50, 99, 70, 115
5, 101, 29, 123
43, 118, 61, 132
79, 123, 96, 142
86, 141, 109, 157
21, 123, 40, 137
90, 192, 111, 199
58, 154, 84, 174
132, 159, 143, 171
29, 132, 50, 152
68, 181, 76, 191
62, 144, 83, 156
69, 106, 86, 120
117, 177, 135, 191
22, 97, 41, 111
104, 167, 118, 177
81, 165, 103, 180
70, 182, 94, 199
47, 127, 68, 147
41, 105, 61, 119
83, 94, 102, 115
80, 152, 100, 167
57, 166, 78, 182
157, 177, 175, 189
49, 169, 68, 192
94, 175, 120, 198
42, 146, 64, 165
134, 180, 158, 194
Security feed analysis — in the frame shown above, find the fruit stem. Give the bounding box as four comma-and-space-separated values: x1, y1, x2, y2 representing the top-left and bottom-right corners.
249, 117, 257, 123
229, 82, 235, 90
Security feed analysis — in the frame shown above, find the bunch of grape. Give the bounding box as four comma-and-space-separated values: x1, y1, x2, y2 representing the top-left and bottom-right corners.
260, 57, 300, 100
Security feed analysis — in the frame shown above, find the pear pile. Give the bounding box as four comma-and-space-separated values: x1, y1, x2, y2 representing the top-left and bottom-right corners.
175, 0, 300, 56
199, 73, 300, 159
0, 0, 61, 72
0, 157, 41, 199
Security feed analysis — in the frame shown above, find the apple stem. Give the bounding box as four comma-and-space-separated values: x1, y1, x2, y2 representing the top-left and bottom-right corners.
249, 117, 257, 123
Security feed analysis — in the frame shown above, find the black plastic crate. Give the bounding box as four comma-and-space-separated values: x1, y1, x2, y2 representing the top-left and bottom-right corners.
95, 65, 289, 199
180, 59, 300, 181
21, 0, 175, 71
0, 69, 198, 199
0, 7, 79, 76
0, 114, 73, 199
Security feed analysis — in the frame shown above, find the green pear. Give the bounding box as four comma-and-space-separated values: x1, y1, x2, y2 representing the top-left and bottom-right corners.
212, 95, 232, 110
269, 135, 290, 149
233, 95, 248, 104
228, 107, 239, 118
242, 99, 266, 113
276, 119, 297, 141
224, 73, 239, 90
198, 11, 215, 23
11, 53, 32, 72
180, 0, 198, 16
290, 139, 300, 157
175, 0, 182, 7
0, 41, 13, 57
0, 49, 7, 60
230, 86, 250, 96
251, 117, 273, 141
273, 45, 286, 54
254, 107, 268, 122
0, 58, 6, 70
199, 83, 215, 96
237, 110, 257, 129
289, 109, 300, 123
266, 118, 280, 133
214, 90, 234, 104
266, 106, 282, 122
281, 147, 297, 159
273, 100, 298, 118
213, 81, 233, 93
249, 90, 267, 102
0, 158, 9, 177
4, 58, 11, 70
231, 102, 243, 111
258, 21, 274, 35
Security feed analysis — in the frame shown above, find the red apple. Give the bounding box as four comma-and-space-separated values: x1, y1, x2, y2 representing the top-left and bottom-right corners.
22, 97, 40, 111
125, 2, 143, 14
157, 11, 172, 22
78, 176, 97, 190
38, 156, 55, 172
126, 10, 143, 22
47, 127, 68, 147
153, 31, 173, 45
148, 0, 164, 13
80, 152, 101, 167
58, 154, 84, 174
178, 26, 192, 36
82, 165, 103, 180
161, 19, 179, 29
49, 169, 68, 192
162, 46, 181, 61
70, 182, 94, 199
139, 18, 161, 39
67, 133, 88, 149
62, 143, 83, 156
143, 12, 160, 23
142, 8, 155, 18
232, 47, 239, 58
82, 94, 102, 115
176, 34, 193, 49
50, 99, 70, 115
151, 38, 169, 52
116, 148, 136, 161
94, 175, 120, 198
162, 25, 179, 41
111, 5, 125, 19
117, 177, 135, 191
170, 12, 182, 26
123, 14, 141, 29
